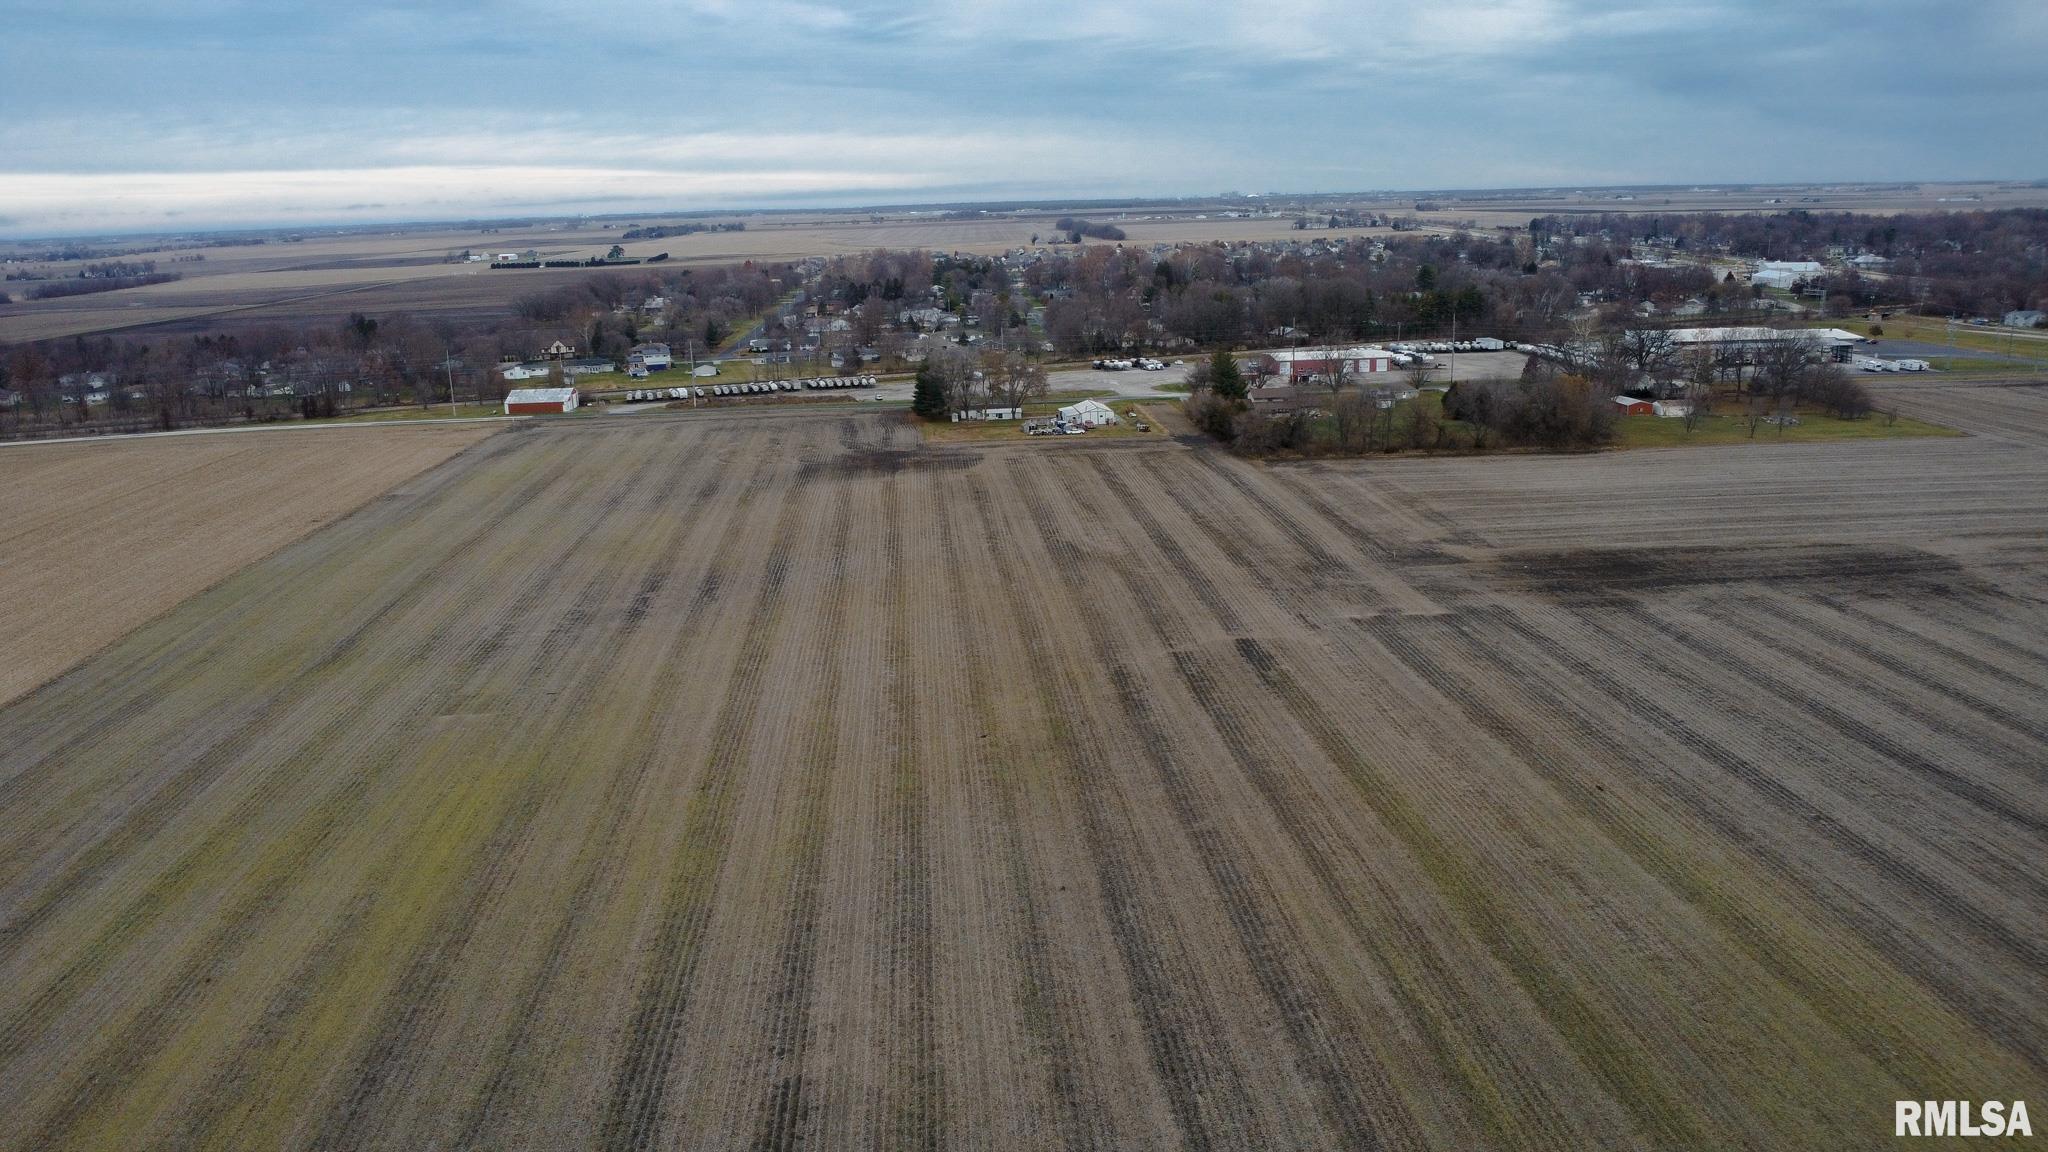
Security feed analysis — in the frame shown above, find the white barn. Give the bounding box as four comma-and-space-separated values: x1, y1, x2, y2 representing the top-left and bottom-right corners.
1058, 399, 1118, 427
504, 387, 580, 415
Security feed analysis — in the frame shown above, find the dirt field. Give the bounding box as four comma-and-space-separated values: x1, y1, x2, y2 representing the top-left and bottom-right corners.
0, 394, 2043, 1149
0, 423, 496, 705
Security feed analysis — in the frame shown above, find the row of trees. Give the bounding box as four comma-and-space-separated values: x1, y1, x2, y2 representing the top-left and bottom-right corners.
910, 347, 1049, 420
1533, 208, 2048, 316
1184, 322, 1875, 457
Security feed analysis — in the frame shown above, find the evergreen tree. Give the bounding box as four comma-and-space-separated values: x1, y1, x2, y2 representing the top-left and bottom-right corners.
1210, 349, 1246, 401
912, 360, 949, 420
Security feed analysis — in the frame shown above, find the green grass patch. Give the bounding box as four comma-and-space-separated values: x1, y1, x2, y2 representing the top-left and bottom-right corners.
1922, 356, 2027, 375
335, 402, 509, 422
1810, 315, 2048, 364
1612, 407, 1958, 448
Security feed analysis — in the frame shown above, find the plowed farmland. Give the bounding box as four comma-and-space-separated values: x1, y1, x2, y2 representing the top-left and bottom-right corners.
0, 423, 495, 705
1, 398, 2043, 1149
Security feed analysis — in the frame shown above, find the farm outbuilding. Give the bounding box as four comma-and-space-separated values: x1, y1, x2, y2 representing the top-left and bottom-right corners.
1614, 395, 1654, 416
1058, 399, 1118, 427
1255, 346, 1396, 381
504, 387, 579, 415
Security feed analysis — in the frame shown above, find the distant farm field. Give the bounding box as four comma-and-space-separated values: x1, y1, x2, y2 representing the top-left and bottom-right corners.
0, 423, 495, 705
0, 396, 2043, 1148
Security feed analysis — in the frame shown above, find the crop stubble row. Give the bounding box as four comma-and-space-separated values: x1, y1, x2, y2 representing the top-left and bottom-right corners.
0, 396, 2042, 1149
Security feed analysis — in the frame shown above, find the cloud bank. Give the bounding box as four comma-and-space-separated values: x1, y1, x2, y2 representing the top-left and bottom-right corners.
0, 0, 2042, 235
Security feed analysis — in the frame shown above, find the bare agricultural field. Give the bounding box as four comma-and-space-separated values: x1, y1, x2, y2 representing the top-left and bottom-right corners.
0, 423, 496, 705
0, 390, 2043, 1149
1876, 378, 2048, 449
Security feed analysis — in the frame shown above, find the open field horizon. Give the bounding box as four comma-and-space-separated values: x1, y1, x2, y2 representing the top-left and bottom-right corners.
5, 179, 2047, 344
0, 388, 2043, 1148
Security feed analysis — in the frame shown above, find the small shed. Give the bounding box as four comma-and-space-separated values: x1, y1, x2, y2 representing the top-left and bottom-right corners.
1613, 395, 1654, 416
505, 387, 579, 415
1651, 399, 1692, 419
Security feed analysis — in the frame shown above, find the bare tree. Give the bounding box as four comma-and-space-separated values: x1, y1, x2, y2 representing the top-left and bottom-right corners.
983, 350, 1048, 413
1617, 328, 1678, 391
1681, 344, 1716, 433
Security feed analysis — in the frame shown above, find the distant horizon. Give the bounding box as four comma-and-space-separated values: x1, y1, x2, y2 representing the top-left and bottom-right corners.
7, 1, 2045, 242
3, 175, 2044, 245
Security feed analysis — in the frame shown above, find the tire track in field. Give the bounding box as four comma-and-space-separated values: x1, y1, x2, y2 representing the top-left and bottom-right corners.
166, 452, 654, 1148
1164, 645, 1563, 1151
1084, 456, 1244, 633
747, 475, 854, 1152
33, 443, 654, 1151
0, 431, 502, 736
600, 445, 816, 1152
0, 448, 589, 1075
1887, 595, 2048, 670
307, 442, 718, 1151
937, 475, 1102, 1150
1522, 606, 2048, 1066
1183, 451, 1349, 577
1267, 465, 1459, 566
1627, 604, 2047, 841
873, 464, 944, 1152
1718, 593, 2048, 753
13, 616, 499, 1146
1136, 454, 1295, 610
1056, 457, 1419, 1150
0, 431, 530, 798
1229, 633, 1711, 1149
0, 443, 578, 944
446, 439, 775, 1152
1361, 608, 1994, 1101
1842, 597, 2048, 696
969, 467, 1261, 1152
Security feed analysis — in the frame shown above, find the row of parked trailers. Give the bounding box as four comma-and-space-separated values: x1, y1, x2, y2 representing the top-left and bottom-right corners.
622, 376, 879, 402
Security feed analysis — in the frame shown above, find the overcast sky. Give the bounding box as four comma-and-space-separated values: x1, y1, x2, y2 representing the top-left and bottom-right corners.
2, 0, 2044, 237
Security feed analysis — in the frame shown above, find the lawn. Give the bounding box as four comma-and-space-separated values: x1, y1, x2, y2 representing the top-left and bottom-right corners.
335, 401, 511, 422
1612, 407, 1958, 448
1808, 314, 2048, 364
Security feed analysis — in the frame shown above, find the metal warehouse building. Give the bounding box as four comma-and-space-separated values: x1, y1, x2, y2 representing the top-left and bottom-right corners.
503, 387, 579, 415
1255, 346, 1396, 381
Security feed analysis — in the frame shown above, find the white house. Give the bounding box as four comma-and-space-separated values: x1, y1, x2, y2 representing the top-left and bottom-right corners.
500, 362, 553, 381
2004, 310, 2044, 329
1058, 398, 1118, 427
1652, 399, 1693, 419
630, 342, 673, 371
951, 406, 1024, 422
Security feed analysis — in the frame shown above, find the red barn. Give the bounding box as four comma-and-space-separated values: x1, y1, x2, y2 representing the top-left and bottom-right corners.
1612, 395, 1654, 416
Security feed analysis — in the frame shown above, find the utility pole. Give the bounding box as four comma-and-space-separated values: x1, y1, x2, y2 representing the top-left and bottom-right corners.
1449, 310, 1458, 385
443, 351, 457, 417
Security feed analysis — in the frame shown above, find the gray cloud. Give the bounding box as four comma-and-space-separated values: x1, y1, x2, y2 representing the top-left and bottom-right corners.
0, 0, 2041, 234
